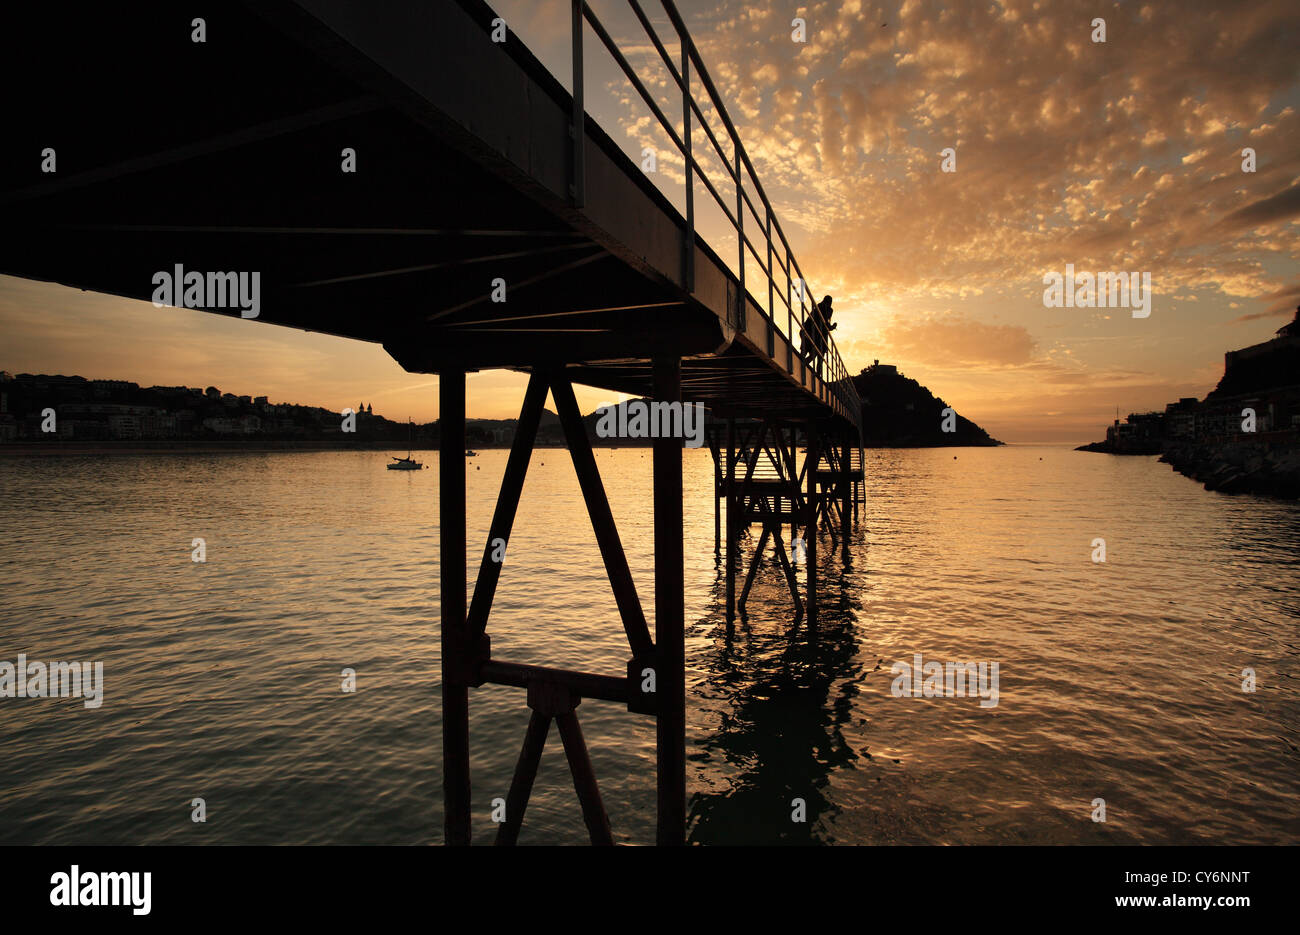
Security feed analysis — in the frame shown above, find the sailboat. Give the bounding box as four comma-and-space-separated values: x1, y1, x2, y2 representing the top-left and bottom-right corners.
387, 419, 426, 470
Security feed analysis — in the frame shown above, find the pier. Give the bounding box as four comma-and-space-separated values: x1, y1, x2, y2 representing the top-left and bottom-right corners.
1, 0, 864, 844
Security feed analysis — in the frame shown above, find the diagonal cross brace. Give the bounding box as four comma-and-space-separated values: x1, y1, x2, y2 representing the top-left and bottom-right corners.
468, 371, 550, 642
550, 374, 656, 658
494, 684, 614, 846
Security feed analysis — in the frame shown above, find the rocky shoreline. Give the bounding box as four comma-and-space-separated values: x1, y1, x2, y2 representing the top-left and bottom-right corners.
1076, 307, 1300, 499
1074, 440, 1160, 455
1159, 440, 1300, 499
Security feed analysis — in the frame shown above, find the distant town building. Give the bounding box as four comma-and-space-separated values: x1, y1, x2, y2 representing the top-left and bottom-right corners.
1, 371, 410, 444
202, 417, 234, 433
1163, 398, 1198, 438
91, 379, 136, 399
108, 413, 141, 439
1105, 411, 1164, 452
1276, 305, 1300, 339
1225, 305, 1300, 370
1096, 309, 1299, 461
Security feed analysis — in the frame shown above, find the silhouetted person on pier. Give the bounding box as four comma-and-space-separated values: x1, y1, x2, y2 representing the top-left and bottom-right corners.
801, 295, 837, 378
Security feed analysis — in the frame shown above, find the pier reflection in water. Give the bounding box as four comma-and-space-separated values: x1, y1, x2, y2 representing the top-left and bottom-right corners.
687, 446, 1300, 845
690, 540, 866, 844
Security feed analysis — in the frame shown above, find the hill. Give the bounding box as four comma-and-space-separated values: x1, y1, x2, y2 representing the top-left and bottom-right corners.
850, 363, 1002, 447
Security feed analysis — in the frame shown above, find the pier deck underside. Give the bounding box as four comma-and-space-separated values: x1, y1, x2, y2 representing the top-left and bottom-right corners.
1, 0, 857, 429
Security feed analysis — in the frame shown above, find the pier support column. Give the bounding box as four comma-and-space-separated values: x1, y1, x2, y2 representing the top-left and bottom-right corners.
725, 416, 736, 623
841, 438, 851, 543
855, 440, 865, 524
440, 368, 471, 846
653, 355, 686, 845
711, 428, 721, 559
805, 422, 819, 623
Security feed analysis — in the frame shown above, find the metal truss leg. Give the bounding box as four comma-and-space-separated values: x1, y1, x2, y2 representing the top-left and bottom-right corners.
494, 710, 551, 846
725, 416, 736, 623
440, 368, 471, 846
805, 423, 819, 623
653, 355, 686, 845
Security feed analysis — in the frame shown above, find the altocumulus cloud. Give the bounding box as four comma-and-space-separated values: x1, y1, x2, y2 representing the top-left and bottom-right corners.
624, 0, 1300, 304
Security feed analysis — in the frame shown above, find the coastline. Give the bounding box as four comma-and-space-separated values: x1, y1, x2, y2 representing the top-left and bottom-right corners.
1075, 438, 1300, 498
1074, 441, 1161, 455
1159, 438, 1300, 498
0, 439, 1020, 457
0, 440, 458, 456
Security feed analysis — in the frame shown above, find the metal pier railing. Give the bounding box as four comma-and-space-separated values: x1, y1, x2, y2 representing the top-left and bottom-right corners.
570, 0, 863, 432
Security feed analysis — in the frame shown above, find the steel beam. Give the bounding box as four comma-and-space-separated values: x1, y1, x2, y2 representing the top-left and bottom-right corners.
805, 423, 819, 623
480, 659, 629, 704
739, 525, 770, 608
841, 439, 851, 542
467, 371, 549, 640
494, 711, 551, 846
550, 375, 654, 657
653, 355, 686, 846
709, 427, 722, 558
440, 368, 471, 845
571, 0, 586, 207
558, 711, 614, 845
725, 416, 736, 622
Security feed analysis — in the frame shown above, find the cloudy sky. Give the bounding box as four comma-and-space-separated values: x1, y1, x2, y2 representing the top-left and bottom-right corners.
3, 0, 1297, 442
